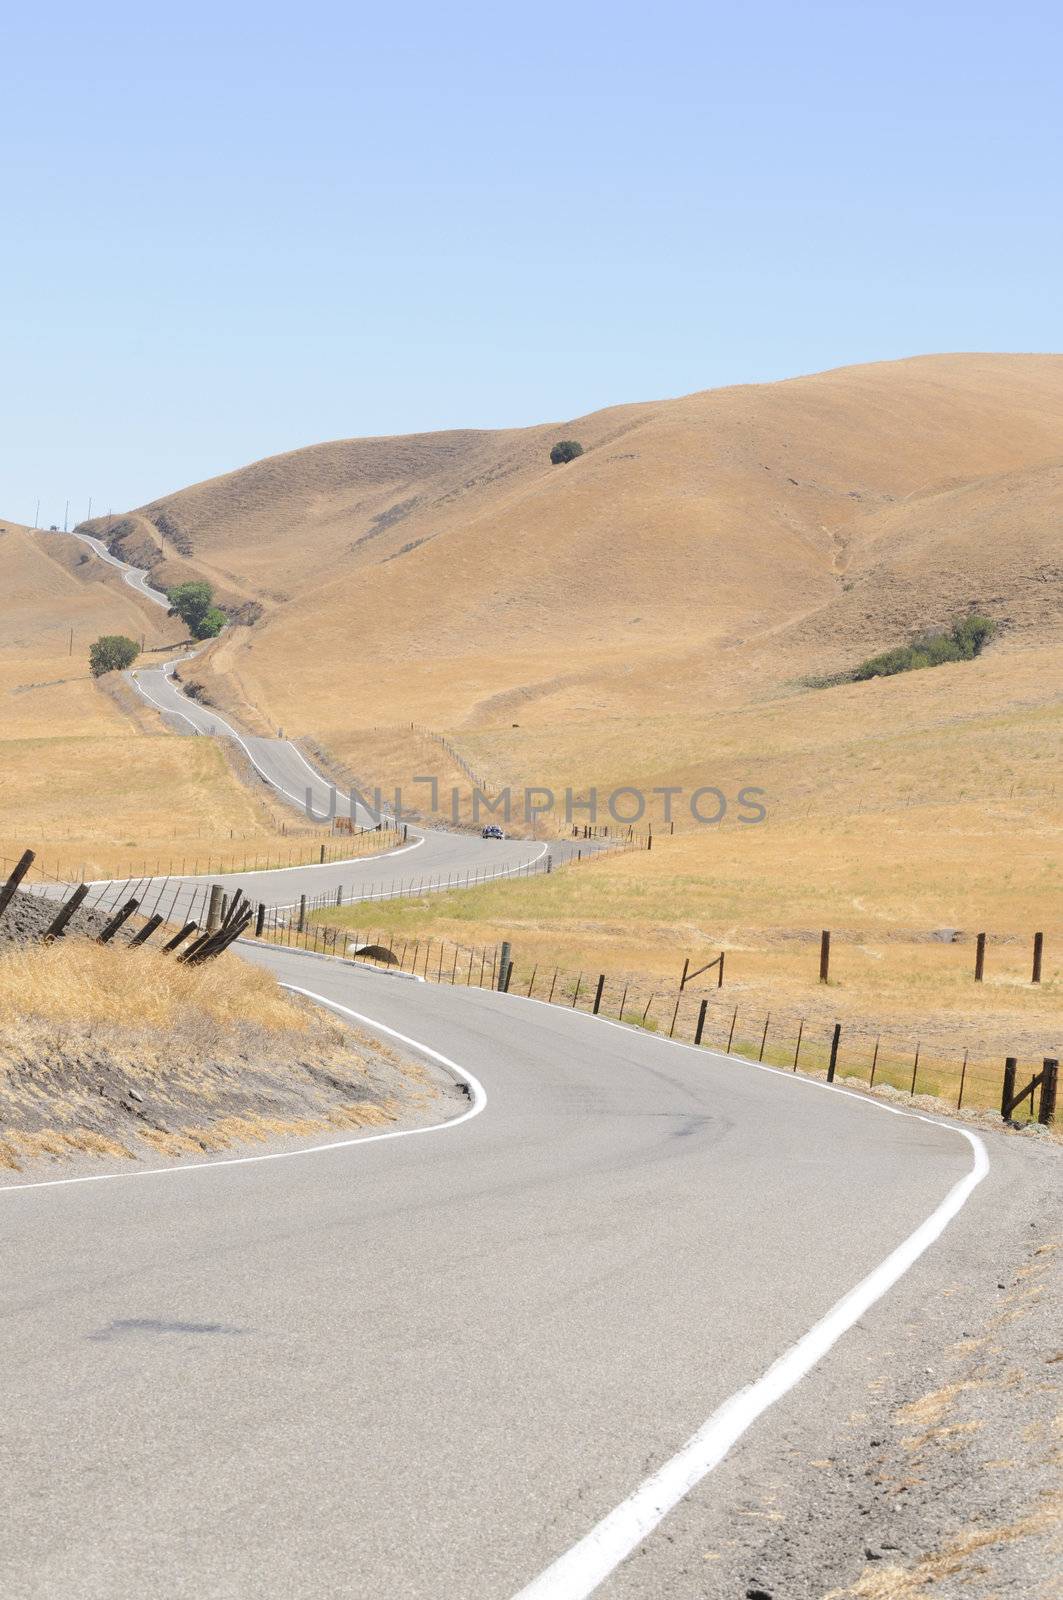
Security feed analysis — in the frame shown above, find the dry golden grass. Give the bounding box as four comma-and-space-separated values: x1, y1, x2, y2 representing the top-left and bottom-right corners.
0, 938, 442, 1172
147, 353, 1063, 744
0, 938, 315, 1031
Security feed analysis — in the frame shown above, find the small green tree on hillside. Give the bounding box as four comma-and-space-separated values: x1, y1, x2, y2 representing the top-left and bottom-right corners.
167, 581, 227, 639
550, 439, 584, 465
89, 635, 140, 676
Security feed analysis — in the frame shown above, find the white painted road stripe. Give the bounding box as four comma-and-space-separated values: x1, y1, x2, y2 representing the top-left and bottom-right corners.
511, 1123, 989, 1600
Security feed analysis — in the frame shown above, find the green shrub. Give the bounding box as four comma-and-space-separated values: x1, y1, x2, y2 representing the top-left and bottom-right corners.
89, 635, 140, 676
852, 615, 996, 682
550, 439, 584, 465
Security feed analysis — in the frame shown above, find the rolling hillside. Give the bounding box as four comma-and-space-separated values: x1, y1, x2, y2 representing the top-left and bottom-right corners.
82, 353, 1063, 754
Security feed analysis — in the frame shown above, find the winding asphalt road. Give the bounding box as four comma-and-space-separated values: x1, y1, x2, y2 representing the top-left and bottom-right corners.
0, 943, 1011, 1599
47, 530, 585, 917
14, 529, 1024, 1596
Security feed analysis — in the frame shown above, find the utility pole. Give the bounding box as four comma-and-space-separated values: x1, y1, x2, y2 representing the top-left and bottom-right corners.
86, 496, 92, 523
63, 500, 69, 532
33, 498, 40, 528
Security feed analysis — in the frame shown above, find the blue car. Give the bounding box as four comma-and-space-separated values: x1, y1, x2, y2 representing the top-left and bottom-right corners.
481, 825, 505, 840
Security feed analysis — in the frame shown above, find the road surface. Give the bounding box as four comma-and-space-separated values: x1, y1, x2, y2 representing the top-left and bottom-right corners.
0, 942, 1010, 1600
45, 533, 592, 917
58, 528, 172, 608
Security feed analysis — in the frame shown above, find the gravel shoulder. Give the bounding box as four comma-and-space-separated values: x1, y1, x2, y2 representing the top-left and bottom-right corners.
600, 1126, 1062, 1600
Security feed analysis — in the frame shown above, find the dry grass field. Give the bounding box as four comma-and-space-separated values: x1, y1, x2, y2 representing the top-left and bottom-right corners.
0, 937, 439, 1170
0, 520, 311, 865
14, 356, 1063, 1089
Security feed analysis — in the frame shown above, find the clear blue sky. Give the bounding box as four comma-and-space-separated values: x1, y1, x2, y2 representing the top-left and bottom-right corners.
3, 0, 1060, 526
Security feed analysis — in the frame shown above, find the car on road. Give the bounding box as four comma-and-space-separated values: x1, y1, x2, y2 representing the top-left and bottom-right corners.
481, 824, 505, 839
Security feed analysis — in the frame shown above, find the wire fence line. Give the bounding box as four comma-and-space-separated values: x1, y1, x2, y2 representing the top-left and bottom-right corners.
0, 826, 400, 890
248, 917, 1055, 1121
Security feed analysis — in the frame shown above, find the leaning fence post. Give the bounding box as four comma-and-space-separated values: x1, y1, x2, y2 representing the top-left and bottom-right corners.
44, 884, 90, 941
255, 903, 265, 938
819, 930, 831, 984
792, 1019, 804, 1071
592, 974, 606, 1015
1001, 1056, 1017, 1120
695, 998, 708, 1045
1039, 1058, 1058, 1125
910, 1042, 921, 1097
0, 850, 35, 921
826, 1022, 841, 1083
758, 1015, 770, 1062
206, 884, 224, 933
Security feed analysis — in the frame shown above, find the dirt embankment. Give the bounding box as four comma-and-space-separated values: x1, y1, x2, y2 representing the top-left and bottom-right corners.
0, 893, 456, 1173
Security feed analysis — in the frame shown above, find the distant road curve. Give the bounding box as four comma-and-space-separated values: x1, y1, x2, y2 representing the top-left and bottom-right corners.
56, 526, 172, 609
46, 527, 588, 914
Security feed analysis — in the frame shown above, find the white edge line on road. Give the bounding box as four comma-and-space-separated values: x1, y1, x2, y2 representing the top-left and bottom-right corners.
0, 990, 485, 1195
81, 833, 425, 887
1, 939, 991, 1600
267, 840, 550, 910
510, 1122, 988, 1600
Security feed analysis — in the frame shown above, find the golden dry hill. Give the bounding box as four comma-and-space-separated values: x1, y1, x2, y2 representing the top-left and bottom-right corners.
8, 353, 1063, 1102
80, 352, 1063, 754
0, 519, 310, 875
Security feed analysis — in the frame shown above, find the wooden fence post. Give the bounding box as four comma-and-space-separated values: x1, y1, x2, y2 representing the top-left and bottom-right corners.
498, 941, 511, 993
255, 904, 265, 937
758, 1015, 770, 1062
1040, 1058, 1058, 1125
44, 884, 90, 941
1000, 1057, 1017, 1120
97, 898, 140, 944
819, 930, 831, 984
695, 997, 708, 1045
974, 932, 986, 982
0, 850, 35, 920
206, 885, 224, 933
826, 1022, 841, 1083
1032, 932, 1044, 985
792, 1019, 803, 1071
297, 894, 307, 934
592, 974, 606, 1015
910, 1042, 921, 1097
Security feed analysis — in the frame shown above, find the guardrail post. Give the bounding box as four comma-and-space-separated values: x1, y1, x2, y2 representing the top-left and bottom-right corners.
826, 1022, 841, 1083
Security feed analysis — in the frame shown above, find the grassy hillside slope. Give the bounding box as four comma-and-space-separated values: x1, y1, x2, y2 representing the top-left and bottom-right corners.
96, 354, 1063, 753
0, 522, 304, 870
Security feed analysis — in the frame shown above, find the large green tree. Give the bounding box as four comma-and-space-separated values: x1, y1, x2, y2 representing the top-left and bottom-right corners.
89, 635, 140, 676
167, 581, 227, 639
